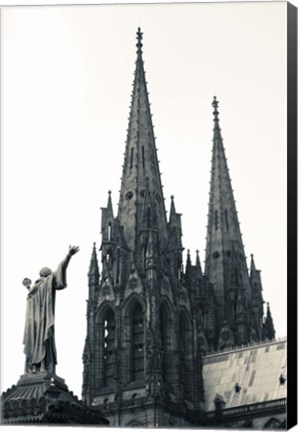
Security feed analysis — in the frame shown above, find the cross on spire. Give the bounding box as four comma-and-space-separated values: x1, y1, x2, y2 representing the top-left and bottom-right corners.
136, 27, 143, 53
212, 96, 220, 124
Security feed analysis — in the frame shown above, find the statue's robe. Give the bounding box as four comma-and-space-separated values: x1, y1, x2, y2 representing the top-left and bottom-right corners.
23, 258, 68, 372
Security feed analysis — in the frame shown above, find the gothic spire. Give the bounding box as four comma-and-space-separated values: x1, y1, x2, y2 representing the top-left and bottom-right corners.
204, 97, 251, 330
249, 254, 263, 298
169, 195, 176, 223
196, 250, 202, 277
88, 243, 100, 303
249, 254, 264, 341
117, 28, 168, 252
250, 253, 257, 274
264, 302, 275, 340
107, 190, 113, 217
88, 242, 99, 278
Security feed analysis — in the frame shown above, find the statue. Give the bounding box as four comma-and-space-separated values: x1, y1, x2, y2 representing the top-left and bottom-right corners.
218, 321, 235, 350
197, 325, 209, 355
23, 245, 79, 374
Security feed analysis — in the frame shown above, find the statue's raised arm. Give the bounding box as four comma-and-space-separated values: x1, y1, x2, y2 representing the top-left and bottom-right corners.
53, 245, 80, 290
23, 246, 79, 375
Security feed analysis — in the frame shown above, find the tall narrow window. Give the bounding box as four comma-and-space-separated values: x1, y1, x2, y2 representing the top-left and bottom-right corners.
142, 146, 145, 169
132, 303, 144, 381
103, 310, 116, 387
160, 304, 171, 388
179, 313, 192, 396
179, 315, 187, 392
235, 268, 239, 285
116, 248, 120, 284
108, 223, 112, 241
225, 209, 229, 230
215, 210, 218, 230
130, 148, 134, 169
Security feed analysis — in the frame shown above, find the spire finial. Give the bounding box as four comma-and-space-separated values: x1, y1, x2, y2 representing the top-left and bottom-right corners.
136, 27, 143, 54
212, 96, 220, 123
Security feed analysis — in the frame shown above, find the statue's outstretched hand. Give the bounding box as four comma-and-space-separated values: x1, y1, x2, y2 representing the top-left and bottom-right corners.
69, 245, 80, 256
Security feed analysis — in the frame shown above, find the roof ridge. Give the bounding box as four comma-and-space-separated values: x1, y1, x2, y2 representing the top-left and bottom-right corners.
202, 335, 287, 358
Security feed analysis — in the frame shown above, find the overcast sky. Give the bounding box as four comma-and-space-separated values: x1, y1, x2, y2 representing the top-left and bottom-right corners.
1, 1, 289, 400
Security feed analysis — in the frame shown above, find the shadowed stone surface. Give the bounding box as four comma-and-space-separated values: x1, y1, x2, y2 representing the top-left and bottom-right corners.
1, 372, 109, 425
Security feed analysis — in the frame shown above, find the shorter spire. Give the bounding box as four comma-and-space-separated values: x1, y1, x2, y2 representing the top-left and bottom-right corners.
169, 195, 176, 222
185, 249, 192, 284
107, 190, 114, 216
186, 249, 191, 266
250, 253, 256, 274
196, 250, 202, 276
88, 243, 99, 278
264, 302, 275, 340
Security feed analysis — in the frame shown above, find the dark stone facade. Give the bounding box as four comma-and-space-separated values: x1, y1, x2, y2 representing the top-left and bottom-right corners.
82, 29, 277, 427
1, 372, 108, 425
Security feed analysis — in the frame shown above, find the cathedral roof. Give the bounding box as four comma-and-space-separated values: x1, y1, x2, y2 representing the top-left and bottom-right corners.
202, 337, 287, 413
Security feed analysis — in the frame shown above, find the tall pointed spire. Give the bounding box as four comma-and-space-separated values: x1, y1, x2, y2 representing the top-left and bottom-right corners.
117, 28, 168, 252
204, 97, 251, 335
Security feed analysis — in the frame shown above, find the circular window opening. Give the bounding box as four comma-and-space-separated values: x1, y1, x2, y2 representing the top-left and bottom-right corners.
125, 191, 134, 200
212, 251, 220, 259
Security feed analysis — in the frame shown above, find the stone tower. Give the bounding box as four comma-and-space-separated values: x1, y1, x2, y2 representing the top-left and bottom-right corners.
204, 97, 270, 348
82, 28, 204, 427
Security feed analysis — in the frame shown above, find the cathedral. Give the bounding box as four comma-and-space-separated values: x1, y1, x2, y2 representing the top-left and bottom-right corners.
82, 29, 285, 428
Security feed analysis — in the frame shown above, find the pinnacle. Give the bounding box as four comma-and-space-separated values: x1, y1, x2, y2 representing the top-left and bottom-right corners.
88, 242, 99, 278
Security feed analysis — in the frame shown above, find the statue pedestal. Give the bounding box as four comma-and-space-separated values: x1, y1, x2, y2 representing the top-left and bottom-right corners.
1, 372, 109, 425
17, 370, 68, 389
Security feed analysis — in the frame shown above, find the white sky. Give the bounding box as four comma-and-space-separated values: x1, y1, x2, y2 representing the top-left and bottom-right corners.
1, 1, 290, 402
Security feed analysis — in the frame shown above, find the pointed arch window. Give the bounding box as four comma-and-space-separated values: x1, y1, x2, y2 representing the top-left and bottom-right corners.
108, 223, 112, 241
103, 310, 116, 387
132, 303, 144, 381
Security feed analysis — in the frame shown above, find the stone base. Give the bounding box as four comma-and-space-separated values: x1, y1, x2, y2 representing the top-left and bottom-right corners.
1, 372, 109, 425
17, 371, 67, 390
